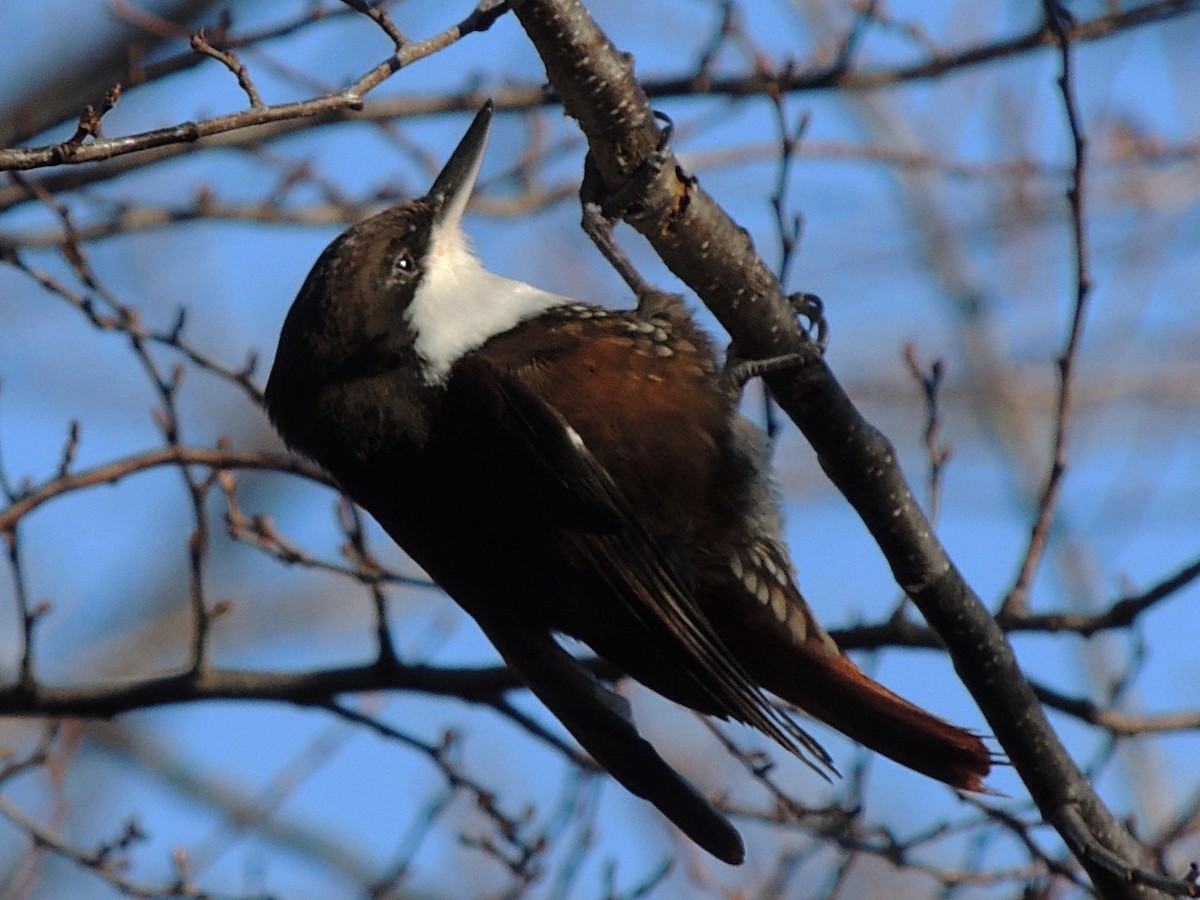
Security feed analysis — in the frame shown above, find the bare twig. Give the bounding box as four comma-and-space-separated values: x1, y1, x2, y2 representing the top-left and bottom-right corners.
0, 2, 1192, 175
0, 794, 260, 899
1000, 0, 1095, 620
2, 244, 266, 403
340, 0, 410, 47
1054, 805, 1200, 898
326, 699, 546, 880
1033, 681, 1200, 736
0, 2, 512, 172
190, 26, 264, 108
903, 342, 952, 523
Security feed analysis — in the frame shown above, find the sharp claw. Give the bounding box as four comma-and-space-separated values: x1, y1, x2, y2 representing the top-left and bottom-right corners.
652, 109, 674, 154
720, 294, 828, 398
789, 292, 828, 351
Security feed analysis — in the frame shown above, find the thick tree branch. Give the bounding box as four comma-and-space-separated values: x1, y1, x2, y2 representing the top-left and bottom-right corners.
507, 0, 1173, 894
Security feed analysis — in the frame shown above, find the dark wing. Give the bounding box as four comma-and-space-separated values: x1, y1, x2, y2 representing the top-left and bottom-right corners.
443, 354, 833, 775
482, 622, 745, 864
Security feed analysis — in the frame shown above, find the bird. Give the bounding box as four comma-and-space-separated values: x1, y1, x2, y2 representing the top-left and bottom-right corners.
264, 100, 992, 865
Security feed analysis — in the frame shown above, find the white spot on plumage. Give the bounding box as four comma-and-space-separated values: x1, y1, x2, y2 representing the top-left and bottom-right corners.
819, 630, 839, 654
769, 590, 788, 624
742, 569, 765, 603
788, 612, 808, 643
757, 546, 786, 583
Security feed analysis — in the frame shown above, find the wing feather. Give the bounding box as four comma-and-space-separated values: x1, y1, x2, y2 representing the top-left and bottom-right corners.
448, 355, 834, 776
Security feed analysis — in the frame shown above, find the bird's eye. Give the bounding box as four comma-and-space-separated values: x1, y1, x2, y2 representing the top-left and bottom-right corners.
389, 251, 417, 283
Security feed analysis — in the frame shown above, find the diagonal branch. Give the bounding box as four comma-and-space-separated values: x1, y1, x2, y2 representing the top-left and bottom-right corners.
0, 1, 510, 172
507, 0, 1174, 894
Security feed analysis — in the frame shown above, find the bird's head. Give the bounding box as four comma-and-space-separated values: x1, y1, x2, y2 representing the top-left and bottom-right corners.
265, 101, 496, 406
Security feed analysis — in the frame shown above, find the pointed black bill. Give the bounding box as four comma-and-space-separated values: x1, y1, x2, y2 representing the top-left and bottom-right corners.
427, 100, 494, 229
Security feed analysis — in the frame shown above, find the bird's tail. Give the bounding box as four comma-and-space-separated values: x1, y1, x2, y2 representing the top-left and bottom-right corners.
763, 646, 993, 791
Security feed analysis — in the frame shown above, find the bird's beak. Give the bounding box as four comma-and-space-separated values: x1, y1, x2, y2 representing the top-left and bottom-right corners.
427, 100, 494, 234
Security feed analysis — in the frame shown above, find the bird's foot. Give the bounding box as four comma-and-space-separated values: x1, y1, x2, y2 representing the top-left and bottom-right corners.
722, 349, 812, 397
721, 293, 828, 397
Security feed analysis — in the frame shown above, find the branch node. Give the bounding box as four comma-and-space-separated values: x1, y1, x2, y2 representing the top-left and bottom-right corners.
190, 27, 264, 108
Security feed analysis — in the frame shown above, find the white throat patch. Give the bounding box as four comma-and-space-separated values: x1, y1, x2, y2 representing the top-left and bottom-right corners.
405, 223, 570, 384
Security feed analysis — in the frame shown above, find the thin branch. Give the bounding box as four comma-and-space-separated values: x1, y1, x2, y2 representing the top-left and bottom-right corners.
652, 0, 1200, 96
1053, 805, 1200, 898
339, 0, 410, 47
903, 342, 952, 524
0, 2, 1192, 174
56, 84, 123, 153
0, 659, 520, 719
326, 699, 546, 880
0, 1, 512, 172
1, 243, 266, 404
220, 472, 435, 589
0, 794, 260, 899
1010, 553, 1200, 636
190, 27, 264, 108
1000, 0, 1095, 620
338, 497, 401, 665
1034, 682, 1200, 736
0, 444, 328, 533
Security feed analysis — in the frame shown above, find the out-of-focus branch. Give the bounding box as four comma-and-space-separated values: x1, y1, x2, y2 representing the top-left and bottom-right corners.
0, 444, 326, 533
0, 793, 230, 899
1034, 682, 1200, 736
0, 2, 1192, 177
647, 0, 1199, 95
0, 1, 510, 172
0, 0, 221, 147
835, 549, 1200, 648
1000, 0, 1094, 620
0, 659, 521, 719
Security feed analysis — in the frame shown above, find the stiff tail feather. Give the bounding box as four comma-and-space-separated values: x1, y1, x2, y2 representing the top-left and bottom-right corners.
767, 649, 993, 791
